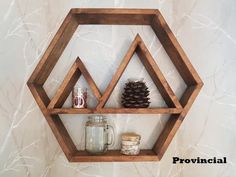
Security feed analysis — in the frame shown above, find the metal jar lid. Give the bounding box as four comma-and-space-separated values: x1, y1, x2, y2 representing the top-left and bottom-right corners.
121, 133, 141, 142
122, 140, 140, 146
86, 115, 107, 126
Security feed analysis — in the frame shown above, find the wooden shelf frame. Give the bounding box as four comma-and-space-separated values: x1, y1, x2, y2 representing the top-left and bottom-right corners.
27, 8, 203, 162
48, 108, 182, 115
47, 57, 102, 109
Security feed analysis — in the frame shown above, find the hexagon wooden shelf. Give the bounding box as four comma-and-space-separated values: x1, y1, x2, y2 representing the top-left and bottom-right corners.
27, 8, 203, 162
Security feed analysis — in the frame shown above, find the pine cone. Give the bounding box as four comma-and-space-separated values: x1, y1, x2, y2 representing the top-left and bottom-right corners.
121, 80, 150, 108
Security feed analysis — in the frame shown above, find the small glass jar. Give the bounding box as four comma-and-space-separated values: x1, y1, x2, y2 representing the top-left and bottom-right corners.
85, 115, 114, 155
72, 87, 87, 108
121, 133, 141, 155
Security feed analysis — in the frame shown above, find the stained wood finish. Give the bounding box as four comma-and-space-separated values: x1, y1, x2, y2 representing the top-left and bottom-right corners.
27, 83, 77, 160
136, 35, 182, 109
153, 85, 203, 159
28, 11, 79, 85
73, 8, 157, 25
71, 8, 158, 14
76, 58, 102, 100
151, 13, 203, 86
71, 150, 158, 162
96, 34, 182, 109
49, 108, 182, 115
27, 8, 203, 162
48, 57, 101, 109
96, 35, 139, 109
48, 59, 81, 109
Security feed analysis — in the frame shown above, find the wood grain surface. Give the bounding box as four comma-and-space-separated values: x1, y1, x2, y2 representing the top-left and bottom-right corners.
27, 8, 203, 162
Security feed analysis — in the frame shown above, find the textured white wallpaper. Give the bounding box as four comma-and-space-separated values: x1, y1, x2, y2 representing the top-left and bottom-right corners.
0, 0, 236, 177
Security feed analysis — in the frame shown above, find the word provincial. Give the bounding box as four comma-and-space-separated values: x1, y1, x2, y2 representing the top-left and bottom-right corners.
173, 157, 227, 164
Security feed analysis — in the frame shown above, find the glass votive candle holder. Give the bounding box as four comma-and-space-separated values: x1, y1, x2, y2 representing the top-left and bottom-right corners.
121, 133, 141, 155
72, 87, 87, 108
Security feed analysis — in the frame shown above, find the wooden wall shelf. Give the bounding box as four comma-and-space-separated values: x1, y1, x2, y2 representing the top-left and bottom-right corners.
48, 108, 182, 115
27, 8, 203, 162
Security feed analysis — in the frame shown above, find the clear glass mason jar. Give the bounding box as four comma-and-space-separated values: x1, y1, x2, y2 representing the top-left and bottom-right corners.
85, 115, 114, 155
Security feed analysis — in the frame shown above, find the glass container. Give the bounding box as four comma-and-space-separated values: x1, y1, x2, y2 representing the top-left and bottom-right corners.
85, 115, 114, 155
72, 87, 87, 108
121, 133, 141, 155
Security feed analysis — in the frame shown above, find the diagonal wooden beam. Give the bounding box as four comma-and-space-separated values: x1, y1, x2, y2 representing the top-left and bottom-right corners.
150, 10, 204, 160
135, 34, 182, 109
28, 10, 79, 85
76, 58, 102, 100
48, 57, 102, 109
97, 34, 182, 109
153, 84, 203, 160
27, 83, 77, 161
48, 59, 81, 109
151, 12, 203, 86
96, 35, 140, 109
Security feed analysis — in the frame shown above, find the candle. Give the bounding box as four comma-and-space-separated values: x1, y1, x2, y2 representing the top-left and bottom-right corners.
121, 133, 141, 155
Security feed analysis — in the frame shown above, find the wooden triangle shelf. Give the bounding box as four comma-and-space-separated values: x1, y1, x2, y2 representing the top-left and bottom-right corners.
47, 57, 102, 109
47, 34, 183, 115
27, 8, 203, 162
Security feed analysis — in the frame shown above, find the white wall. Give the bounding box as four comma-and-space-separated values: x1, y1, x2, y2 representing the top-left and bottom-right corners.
0, 0, 236, 177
